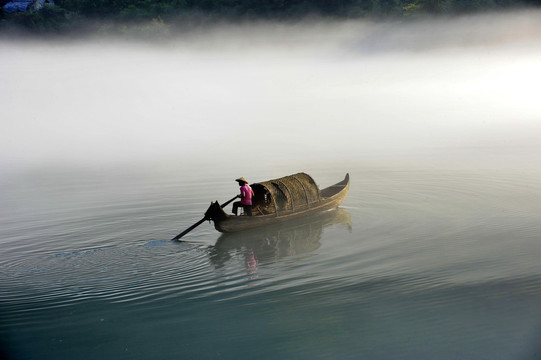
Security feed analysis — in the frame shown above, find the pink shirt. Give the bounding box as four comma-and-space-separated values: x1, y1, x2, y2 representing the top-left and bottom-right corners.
240, 184, 254, 205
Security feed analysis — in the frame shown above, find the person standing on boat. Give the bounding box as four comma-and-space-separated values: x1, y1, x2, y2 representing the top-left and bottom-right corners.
232, 177, 254, 216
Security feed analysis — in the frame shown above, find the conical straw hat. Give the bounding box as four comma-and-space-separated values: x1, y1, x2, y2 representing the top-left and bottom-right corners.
235, 177, 248, 184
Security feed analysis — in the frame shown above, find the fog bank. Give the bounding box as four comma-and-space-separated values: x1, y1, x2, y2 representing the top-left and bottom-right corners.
2, 10, 541, 173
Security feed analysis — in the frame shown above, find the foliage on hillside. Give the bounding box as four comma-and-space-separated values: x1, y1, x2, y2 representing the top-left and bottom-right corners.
1, 0, 540, 35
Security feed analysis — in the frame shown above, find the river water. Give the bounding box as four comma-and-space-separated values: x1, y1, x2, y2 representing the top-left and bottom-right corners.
2, 162, 541, 359
2, 11, 541, 360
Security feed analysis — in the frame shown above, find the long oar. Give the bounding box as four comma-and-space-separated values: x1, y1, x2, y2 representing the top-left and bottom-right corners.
172, 195, 238, 241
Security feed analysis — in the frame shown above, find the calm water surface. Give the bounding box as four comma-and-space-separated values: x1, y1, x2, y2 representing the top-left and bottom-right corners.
1, 162, 540, 360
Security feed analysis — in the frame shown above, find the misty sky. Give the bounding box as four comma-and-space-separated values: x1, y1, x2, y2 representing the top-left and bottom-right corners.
1, 10, 541, 172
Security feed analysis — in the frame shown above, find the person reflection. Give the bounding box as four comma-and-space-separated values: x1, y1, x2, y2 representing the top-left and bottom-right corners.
245, 248, 259, 280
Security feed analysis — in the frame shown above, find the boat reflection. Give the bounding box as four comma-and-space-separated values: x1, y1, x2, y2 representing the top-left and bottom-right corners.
207, 208, 351, 271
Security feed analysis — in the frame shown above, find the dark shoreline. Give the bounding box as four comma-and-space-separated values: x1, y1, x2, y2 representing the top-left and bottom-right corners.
1, 0, 540, 38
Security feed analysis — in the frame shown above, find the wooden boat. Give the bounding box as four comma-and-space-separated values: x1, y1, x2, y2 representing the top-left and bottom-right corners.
204, 172, 350, 233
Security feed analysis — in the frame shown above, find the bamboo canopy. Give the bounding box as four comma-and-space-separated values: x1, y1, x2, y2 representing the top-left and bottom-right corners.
251, 172, 321, 215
